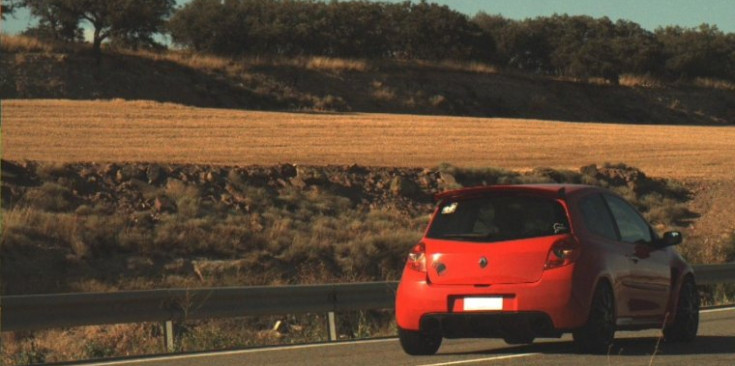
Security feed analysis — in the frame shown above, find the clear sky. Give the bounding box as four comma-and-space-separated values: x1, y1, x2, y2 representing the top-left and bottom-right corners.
427, 0, 735, 33
2, 0, 734, 35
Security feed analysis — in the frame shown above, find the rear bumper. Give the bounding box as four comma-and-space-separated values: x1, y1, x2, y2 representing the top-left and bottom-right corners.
417, 311, 559, 338
395, 264, 587, 335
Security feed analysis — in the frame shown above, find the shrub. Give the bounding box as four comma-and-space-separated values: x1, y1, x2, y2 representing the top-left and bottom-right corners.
10, 340, 47, 365
165, 179, 201, 218
22, 182, 76, 212
436, 163, 520, 186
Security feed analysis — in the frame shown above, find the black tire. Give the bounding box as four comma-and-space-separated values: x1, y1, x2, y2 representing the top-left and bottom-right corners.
398, 328, 442, 355
503, 334, 535, 345
664, 277, 699, 342
573, 282, 616, 354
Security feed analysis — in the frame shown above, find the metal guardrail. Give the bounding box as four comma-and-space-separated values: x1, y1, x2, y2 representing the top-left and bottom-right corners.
1, 282, 398, 332
0, 282, 400, 350
1, 264, 733, 351
690, 263, 735, 285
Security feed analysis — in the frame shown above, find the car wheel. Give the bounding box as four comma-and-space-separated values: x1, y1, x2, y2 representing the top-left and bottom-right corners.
503, 334, 535, 345
573, 282, 616, 354
664, 278, 699, 342
398, 328, 442, 355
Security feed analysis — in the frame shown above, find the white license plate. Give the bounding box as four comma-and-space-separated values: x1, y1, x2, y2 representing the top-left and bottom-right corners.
463, 297, 503, 311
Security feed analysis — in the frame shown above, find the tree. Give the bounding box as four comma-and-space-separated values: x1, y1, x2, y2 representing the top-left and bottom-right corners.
74, 0, 175, 54
21, 0, 175, 55
19, 0, 81, 42
656, 24, 735, 80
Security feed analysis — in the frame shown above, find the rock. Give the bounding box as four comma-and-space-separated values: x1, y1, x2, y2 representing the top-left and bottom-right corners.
146, 165, 165, 184
580, 164, 598, 177
347, 163, 368, 174
296, 166, 327, 185
279, 163, 297, 178
598, 166, 645, 186
532, 167, 566, 183
289, 176, 306, 188
390, 176, 420, 197
418, 175, 433, 188
116, 165, 145, 182
205, 169, 222, 184
154, 195, 176, 213
101, 163, 118, 177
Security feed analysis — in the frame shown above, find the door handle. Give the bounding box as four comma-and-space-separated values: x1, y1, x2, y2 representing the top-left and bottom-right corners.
626, 254, 640, 263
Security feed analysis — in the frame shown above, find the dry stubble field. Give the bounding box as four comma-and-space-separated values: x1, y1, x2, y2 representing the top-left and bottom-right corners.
2, 99, 735, 180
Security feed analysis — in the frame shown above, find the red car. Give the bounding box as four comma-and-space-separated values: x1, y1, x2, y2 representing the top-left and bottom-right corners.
395, 184, 698, 354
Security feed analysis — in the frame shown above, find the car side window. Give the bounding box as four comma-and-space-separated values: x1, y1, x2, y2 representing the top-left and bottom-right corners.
579, 194, 618, 240
604, 195, 652, 244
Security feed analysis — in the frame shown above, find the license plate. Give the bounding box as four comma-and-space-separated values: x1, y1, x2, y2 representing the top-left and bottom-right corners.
463, 296, 503, 311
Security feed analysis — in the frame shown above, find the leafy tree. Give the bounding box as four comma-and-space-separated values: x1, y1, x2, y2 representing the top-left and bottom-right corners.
167, 0, 225, 53
167, 1, 734, 82
169, 0, 489, 60
20, 0, 81, 42
21, 0, 175, 55
472, 12, 511, 64
611, 20, 663, 76
396, 1, 491, 60
495, 18, 553, 73
656, 24, 735, 80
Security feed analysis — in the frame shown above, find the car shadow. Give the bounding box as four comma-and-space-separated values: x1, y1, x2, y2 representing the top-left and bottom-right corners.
440, 335, 735, 357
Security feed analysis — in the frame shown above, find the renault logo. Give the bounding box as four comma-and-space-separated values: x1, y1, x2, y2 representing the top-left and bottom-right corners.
479, 257, 488, 268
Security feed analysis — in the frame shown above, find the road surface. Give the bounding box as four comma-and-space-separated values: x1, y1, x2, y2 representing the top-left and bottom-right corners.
82, 307, 735, 366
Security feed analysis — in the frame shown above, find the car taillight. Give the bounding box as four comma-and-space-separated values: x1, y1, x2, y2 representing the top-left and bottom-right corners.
544, 237, 580, 270
406, 242, 427, 272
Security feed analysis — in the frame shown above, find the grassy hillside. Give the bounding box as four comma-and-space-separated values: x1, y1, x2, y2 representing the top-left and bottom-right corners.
1, 35, 734, 125
0, 160, 709, 297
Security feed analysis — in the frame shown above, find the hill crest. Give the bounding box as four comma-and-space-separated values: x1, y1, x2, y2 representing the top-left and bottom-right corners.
1, 36, 733, 125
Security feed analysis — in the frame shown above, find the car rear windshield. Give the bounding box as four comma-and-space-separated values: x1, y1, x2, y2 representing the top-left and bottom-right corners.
427, 194, 570, 243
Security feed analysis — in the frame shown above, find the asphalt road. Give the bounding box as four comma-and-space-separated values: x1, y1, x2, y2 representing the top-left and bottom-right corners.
84, 307, 735, 366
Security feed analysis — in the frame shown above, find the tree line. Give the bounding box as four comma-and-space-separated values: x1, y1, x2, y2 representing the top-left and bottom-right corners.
8, 0, 735, 82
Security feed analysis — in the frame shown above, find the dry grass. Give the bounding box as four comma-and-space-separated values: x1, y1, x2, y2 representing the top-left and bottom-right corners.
304, 56, 369, 72
694, 77, 735, 91
0, 34, 56, 53
130, 48, 495, 75
124, 49, 369, 74
619, 73, 665, 88
433, 60, 498, 74
3, 99, 735, 180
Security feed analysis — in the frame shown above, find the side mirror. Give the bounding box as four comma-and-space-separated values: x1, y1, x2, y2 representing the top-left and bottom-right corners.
659, 231, 683, 247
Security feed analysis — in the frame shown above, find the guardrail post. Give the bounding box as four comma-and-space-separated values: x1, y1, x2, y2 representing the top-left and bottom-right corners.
327, 312, 337, 341
163, 320, 174, 352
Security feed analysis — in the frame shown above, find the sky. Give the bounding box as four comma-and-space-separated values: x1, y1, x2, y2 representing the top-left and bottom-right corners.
2, 0, 734, 36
